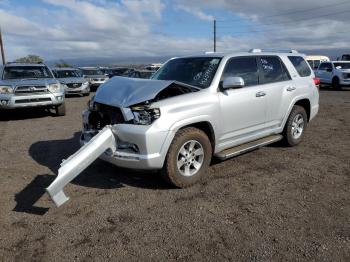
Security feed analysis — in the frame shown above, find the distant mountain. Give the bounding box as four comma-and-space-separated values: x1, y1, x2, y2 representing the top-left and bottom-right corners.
44, 48, 350, 67
45, 55, 175, 67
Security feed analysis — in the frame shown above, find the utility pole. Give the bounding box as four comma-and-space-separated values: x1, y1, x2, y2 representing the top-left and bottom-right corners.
213, 19, 216, 52
0, 26, 5, 65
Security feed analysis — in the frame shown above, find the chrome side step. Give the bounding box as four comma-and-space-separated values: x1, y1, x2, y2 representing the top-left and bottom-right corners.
216, 134, 283, 160
46, 126, 116, 207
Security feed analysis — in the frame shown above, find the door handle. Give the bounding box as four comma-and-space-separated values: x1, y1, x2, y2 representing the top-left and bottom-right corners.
286, 86, 296, 92
256, 91, 266, 97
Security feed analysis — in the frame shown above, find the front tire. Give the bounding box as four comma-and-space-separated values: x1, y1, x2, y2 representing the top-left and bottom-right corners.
282, 105, 307, 146
332, 77, 342, 90
55, 103, 66, 116
161, 127, 212, 188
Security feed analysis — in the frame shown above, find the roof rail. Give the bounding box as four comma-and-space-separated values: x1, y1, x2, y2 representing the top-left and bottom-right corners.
249, 48, 298, 54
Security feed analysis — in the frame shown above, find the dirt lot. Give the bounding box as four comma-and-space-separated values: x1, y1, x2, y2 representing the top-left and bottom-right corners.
0, 88, 349, 261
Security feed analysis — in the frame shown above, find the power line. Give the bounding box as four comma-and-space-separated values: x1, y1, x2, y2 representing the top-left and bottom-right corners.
216, 0, 350, 23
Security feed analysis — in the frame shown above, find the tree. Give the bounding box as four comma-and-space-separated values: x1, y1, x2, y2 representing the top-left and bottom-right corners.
54, 59, 72, 68
15, 54, 43, 63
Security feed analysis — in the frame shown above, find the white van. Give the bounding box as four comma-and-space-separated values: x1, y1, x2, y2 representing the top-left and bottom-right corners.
306, 55, 330, 70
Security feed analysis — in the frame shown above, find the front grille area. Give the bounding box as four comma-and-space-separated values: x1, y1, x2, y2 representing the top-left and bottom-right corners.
15, 85, 48, 95
15, 98, 51, 104
66, 83, 82, 89
88, 103, 124, 130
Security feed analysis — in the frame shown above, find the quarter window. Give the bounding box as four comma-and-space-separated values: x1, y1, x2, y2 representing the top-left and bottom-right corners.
259, 56, 291, 84
222, 57, 259, 86
288, 56, 312, 77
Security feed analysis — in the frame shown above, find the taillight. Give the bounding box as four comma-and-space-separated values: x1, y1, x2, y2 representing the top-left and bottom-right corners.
313, 77, 320, 86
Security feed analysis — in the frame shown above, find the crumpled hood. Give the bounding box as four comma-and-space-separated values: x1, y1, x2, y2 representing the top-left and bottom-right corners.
58, 77, 85, 84
94, 76, 175, 107
0, 78, 58, 87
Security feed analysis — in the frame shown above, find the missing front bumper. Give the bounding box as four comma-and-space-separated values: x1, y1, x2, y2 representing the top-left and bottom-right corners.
46, 126, 117, 207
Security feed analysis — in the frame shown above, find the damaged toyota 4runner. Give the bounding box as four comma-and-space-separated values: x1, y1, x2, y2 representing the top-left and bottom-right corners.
47, 49, 319, 206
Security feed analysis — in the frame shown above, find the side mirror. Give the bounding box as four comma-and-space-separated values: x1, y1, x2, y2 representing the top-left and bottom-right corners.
222, 77, 245, 90
335, 66, 342, 70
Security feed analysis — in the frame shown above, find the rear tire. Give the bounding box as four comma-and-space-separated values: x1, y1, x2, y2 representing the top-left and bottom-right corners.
161, 127, 212, 188
282, 105, 307, 146
55, 103, 66, 116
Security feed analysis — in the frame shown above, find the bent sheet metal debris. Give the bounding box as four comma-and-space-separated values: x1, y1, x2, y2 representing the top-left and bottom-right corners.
46, 126, 116, 207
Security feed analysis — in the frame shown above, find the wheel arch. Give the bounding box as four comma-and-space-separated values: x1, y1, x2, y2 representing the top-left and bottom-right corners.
294, 98, 311, 122
178, 121, 216, 153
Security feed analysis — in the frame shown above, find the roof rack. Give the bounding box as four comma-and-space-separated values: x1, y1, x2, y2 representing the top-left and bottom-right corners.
249, 48, 299, 54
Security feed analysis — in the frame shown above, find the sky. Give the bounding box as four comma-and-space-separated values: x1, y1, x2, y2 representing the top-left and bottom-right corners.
0, 0, 350, 62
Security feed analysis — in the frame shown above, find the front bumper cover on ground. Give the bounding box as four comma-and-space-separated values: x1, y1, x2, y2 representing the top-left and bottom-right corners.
46, 126, 116, 207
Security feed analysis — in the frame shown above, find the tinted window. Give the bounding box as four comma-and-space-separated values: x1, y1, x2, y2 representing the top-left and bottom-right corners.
222, 57, 259, 86
55, 70, 80, 78
288, 56, 311, 77
259, 56, 291, 84
333, 62, 350, 69
318, 63, 332, 70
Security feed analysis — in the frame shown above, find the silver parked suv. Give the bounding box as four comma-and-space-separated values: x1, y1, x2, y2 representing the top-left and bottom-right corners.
52, 67, 90, 96
47, 49, 319, 206
0, 62, 66, 116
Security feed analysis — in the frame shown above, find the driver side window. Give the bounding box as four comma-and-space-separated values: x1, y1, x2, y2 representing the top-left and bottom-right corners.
222, 57, 259, 87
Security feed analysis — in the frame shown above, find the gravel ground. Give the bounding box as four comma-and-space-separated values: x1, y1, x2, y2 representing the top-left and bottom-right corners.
0, 88, 349, 261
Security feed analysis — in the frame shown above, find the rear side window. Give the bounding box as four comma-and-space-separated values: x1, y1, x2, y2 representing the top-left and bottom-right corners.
288, 56, 311, 77
258, 56, 291, 84
222, 57, 259, 86
318, 63, 332, 70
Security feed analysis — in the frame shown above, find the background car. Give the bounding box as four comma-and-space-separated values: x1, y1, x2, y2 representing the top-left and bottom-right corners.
79, 67, 108, 91
0, 62, 66, 116
315, 61, 350, 89
52, 67, 90, 96
128, 69, 154, 79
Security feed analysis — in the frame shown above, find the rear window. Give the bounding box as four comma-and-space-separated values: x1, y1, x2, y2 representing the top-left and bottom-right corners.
288, 56, 311, 77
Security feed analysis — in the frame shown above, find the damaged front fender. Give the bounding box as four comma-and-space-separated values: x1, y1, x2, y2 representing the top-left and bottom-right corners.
46, 126, 117, 207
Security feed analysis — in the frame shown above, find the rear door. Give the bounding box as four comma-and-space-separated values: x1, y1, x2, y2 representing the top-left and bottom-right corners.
256, 56, 294, 128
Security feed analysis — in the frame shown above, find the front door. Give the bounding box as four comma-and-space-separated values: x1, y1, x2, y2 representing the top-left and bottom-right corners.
218, 56, 267, 147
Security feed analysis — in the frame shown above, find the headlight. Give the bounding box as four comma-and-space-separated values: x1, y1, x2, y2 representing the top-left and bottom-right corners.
48, 83, 62, 93
131, 106, 160, 125
343, 73, 349, 79
0, 85, 13, 94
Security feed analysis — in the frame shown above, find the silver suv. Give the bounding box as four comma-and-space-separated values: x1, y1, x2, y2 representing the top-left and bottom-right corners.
0, 62, 66, 116
47, 49, 319, 206
52, 67, 90, 96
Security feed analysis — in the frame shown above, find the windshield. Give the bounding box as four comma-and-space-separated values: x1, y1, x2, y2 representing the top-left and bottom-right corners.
55, 70, 80, 78
3, 66, 53, 80
152, 57, 222, 88
334, 63, 350, 69
81, 69, 103, 75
